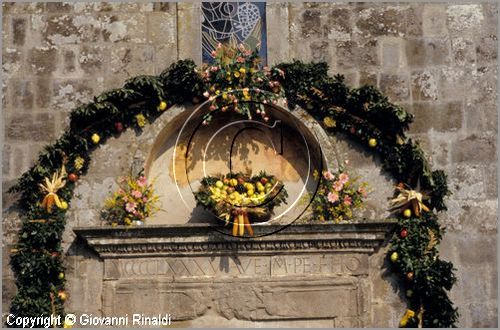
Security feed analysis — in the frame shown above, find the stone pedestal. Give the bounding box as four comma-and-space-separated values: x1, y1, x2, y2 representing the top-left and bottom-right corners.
75, 222, 395, 327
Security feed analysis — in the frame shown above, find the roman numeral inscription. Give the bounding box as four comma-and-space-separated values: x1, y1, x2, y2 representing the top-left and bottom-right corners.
104, 254, 368, 279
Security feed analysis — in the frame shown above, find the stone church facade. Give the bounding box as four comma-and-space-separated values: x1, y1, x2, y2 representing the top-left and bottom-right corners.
2, 2, 498, 327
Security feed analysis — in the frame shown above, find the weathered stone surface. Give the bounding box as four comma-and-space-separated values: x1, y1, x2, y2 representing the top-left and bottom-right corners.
11, 17, 26, 46
451, 134, 496, 164
355, 6, 406, 37
337, 39, 379, 69
52, 79, 94, 111
28, 47, 57, 74
10, 79, 34, 110
405, 38, 450, 67
6, 112, 55, 141
422, 4, 448, 37
379, 73, 410, 102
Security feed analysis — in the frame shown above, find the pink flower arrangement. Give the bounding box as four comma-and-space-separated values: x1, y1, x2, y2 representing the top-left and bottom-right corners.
102, 172, 160, 226
311, 166, 368, 223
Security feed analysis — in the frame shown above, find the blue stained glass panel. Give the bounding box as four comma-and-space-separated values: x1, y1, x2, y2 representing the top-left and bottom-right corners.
201, 2, 267, 65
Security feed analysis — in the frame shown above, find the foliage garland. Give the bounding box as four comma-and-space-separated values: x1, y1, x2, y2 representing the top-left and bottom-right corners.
8, 49, 457, 327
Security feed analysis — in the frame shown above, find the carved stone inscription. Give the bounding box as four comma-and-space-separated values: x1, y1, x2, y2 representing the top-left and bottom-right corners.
104, 254, 368, 279
103, 278, 364, 322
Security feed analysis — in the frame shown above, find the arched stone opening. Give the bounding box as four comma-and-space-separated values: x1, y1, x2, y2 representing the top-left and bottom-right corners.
144, 100, 331, 226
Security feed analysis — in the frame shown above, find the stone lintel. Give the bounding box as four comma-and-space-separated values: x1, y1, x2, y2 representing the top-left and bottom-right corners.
74, 222, 396, 258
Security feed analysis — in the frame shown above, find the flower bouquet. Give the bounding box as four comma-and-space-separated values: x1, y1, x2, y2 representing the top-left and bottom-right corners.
102, 172, 160, 226
194, 172, 288, 236
199, 43, 285, 125
311, 167, 368, 223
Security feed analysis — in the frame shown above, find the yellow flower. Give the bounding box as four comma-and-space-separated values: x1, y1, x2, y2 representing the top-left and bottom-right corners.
104, 198, 116, 208
243, 94, 251, 101
222, 93, 228, 100
239, 67, 246, 74
234, 71, 240, 78
135, 114, 146, 127
323, 116, 336, 128
215, 90, 220, 95
74, 157, 85, 171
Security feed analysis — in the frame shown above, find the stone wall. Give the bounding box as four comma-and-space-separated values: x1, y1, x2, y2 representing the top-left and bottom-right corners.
2, 2, 498, 327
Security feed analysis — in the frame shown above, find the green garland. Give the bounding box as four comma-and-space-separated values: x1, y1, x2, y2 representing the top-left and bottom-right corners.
8, 49, 457, 327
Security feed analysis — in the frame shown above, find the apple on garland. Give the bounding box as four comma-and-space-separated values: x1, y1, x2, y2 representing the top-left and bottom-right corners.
114, 122, 124, 133
406, 272, 414, 281
58, 290, 68, 301
68, 173, 78, 183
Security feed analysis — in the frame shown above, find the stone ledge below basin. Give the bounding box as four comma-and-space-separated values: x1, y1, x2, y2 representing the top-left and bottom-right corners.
74, 222, 397, 258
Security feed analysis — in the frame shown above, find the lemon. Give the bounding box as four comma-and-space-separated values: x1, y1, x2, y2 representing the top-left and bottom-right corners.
158, 101, 167, 111
91, 133, 100, 144
368, 138, 377, 148
390, 252, 399, 262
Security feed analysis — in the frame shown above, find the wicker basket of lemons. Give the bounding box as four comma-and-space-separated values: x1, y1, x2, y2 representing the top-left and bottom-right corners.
194, 172, 288, 236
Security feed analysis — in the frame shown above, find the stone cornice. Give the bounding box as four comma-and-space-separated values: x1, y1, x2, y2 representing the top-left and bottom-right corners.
74, 222, 397, 258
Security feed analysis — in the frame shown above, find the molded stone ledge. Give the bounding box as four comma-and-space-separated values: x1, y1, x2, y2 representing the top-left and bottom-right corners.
74, 222, 396, 258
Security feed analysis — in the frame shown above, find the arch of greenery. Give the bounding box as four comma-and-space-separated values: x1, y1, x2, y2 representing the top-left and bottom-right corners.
9, 46, 458, 328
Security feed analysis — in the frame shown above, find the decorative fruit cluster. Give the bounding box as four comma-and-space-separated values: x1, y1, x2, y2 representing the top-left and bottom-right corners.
194, 172, 288, 236
200, 43, 285, 125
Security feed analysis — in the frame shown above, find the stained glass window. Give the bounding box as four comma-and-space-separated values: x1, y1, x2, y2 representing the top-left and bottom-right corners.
201, 2, 267, 64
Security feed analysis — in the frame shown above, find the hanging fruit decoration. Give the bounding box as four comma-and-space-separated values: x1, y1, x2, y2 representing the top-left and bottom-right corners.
68, 173, 78, 183
368, 138, 377, 148
399, 309, 416, 327
57, 291, 67, 301
389, 184, 430, 217
91, 133, 100, 144
158, 100, 168, 111
39, 166, 67, 213
400, 228, 408, 238
114, 122, 124, 132
390, 251, 399, 262
194, 172, 288, 237
406, 271, 414, 281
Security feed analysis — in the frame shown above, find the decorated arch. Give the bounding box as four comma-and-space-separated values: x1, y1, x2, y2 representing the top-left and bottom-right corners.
9, 45, 458, 327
